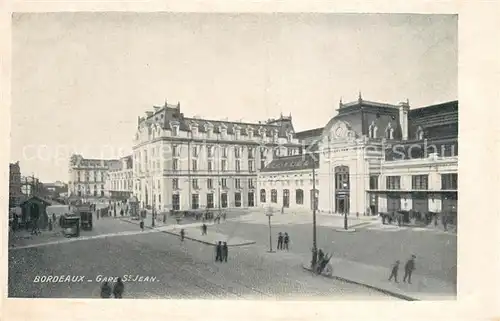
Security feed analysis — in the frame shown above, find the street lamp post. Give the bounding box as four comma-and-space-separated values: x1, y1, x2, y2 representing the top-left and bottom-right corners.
311, 166, 318, 269
266, 206, 275, 253
343, 182, 349, 230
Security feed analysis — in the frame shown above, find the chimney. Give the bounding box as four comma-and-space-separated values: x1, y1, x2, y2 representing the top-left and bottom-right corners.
398, 100, 410, 140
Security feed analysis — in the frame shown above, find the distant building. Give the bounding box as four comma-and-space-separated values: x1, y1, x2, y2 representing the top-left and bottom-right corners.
44, 181, 68, 198
9, 161, 22, 208
132, 101, 302, 211
258, 96, 458, 217
68, 154, 119, 198
107, 155, 134, 200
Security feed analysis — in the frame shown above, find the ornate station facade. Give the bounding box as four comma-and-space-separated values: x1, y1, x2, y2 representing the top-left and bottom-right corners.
258, 95, 458, 217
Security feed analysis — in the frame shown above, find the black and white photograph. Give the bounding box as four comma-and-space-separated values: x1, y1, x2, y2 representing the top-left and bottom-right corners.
7, 12, 460, 301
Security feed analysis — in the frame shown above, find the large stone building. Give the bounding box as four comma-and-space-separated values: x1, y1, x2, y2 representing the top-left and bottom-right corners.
68, 154, 119, 198
107, 155, 134, 200
258, 96, 458, 217
9, 161, 22, 208
132, 101, 302, 211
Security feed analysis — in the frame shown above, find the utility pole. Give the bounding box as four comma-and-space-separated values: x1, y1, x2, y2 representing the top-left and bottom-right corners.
311, 164, 318, 269
266, 206, 275, 253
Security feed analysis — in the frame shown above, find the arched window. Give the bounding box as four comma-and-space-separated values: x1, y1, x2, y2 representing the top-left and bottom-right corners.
271, 189, 278, 203
260, 189, 266, 203
416, 126, 424, 140
385, 125, 394, 140
296, 189, 304, 204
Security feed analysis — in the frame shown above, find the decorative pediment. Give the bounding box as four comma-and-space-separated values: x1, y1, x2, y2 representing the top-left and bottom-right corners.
329, 120, 353, 140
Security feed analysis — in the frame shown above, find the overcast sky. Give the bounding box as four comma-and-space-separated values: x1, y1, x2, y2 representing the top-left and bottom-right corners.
11, 13, 457, 182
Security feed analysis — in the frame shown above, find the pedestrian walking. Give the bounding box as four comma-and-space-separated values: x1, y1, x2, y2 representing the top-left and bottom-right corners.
277, 232, 283, 250
139, 220, 144, 231
388, 260, 400, 283
222, 211, 226, 221
215, 241, 223, 262
52, 213, 56, 225
284, 232, 290, 251
100, 282, 112, 298
403, 255, 416, 284
180, 228, 185, 242
120, 209, 124, 217
113, 277, 124, 298
202, 223, 207, 235
222, 242, 228, 262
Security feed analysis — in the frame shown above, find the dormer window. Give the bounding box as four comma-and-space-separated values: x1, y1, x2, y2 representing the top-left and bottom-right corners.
385, 123, 394, 140
259, 127, 266, 139
416, 126, 424, 140
205, 122, 214, 138
190, 122, 199, 137
170, 121, 180, 136
287, 131, 293, 142
248, 126, 254, 139
272, 129, 278, 141
368, 121, 378, 138
220, 125, 227, 138
234, 126, 241, 140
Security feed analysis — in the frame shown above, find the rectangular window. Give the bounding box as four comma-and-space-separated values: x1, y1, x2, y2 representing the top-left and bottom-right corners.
191, 194, 199, 209
192, 145, 198, 157
172, 178, 179, 190
248, 148, 254, 159
441, 173, 458, 190
221, 160, 227, 172
235, 147, 240, 158
206, 193, 214, 208
369, 175, 379, 190
248, 192, 255, 207
386, 176, 401, 190
248, 178, 254, 189
172, 127, 178, 136
207, 145, 213, 157
222, 147, 227, 158
173, 159, 179, 171
192, 179, 199, 189
412, 175, 428, 190
207, 178, 213, 189
172, 145, 178, 156
235, 192, 242, 207
221, 193, 228, 208
235, 178, 241, 189
235, 160, 241, 172
248, 160, 255, 172
192, 159, 198, 172
172, 194, 180, 210
221, 178, 227, 188
261, 160, 265, 169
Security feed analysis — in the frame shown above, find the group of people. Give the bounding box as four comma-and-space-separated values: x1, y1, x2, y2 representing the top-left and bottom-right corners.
388, 255, 417, 284
277, 232, 290, 251
215, 241, 229, 262
100, 277, 125, 298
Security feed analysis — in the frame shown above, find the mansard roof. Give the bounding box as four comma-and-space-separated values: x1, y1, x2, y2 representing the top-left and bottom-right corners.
260, 153, 319, 173
138, 102, 294, 138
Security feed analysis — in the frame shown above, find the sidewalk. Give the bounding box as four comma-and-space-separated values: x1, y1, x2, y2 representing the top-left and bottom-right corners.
300, 255, 456, 301
120, 217, 255, 247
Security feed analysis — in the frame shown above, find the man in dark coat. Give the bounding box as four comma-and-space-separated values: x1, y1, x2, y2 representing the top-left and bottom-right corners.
403, 255, 416, 284
277, 232, 283, 250
180, 228, 185, 242
100, 282, 112, 298
140, 220, 144, 231
284, 232, 290, 251
222, 242, 228, 262
113, 277, 124, 298
215, 241, 222, 262
388, 260, 400, 283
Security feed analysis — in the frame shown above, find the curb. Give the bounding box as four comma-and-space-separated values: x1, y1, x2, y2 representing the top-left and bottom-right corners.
119, 218, 256, 247
301, 265, 418, 301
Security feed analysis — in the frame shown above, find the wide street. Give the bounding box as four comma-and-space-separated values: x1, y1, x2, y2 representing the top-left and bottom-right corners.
218, 210, 457, 286
8, 213, 394, 299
